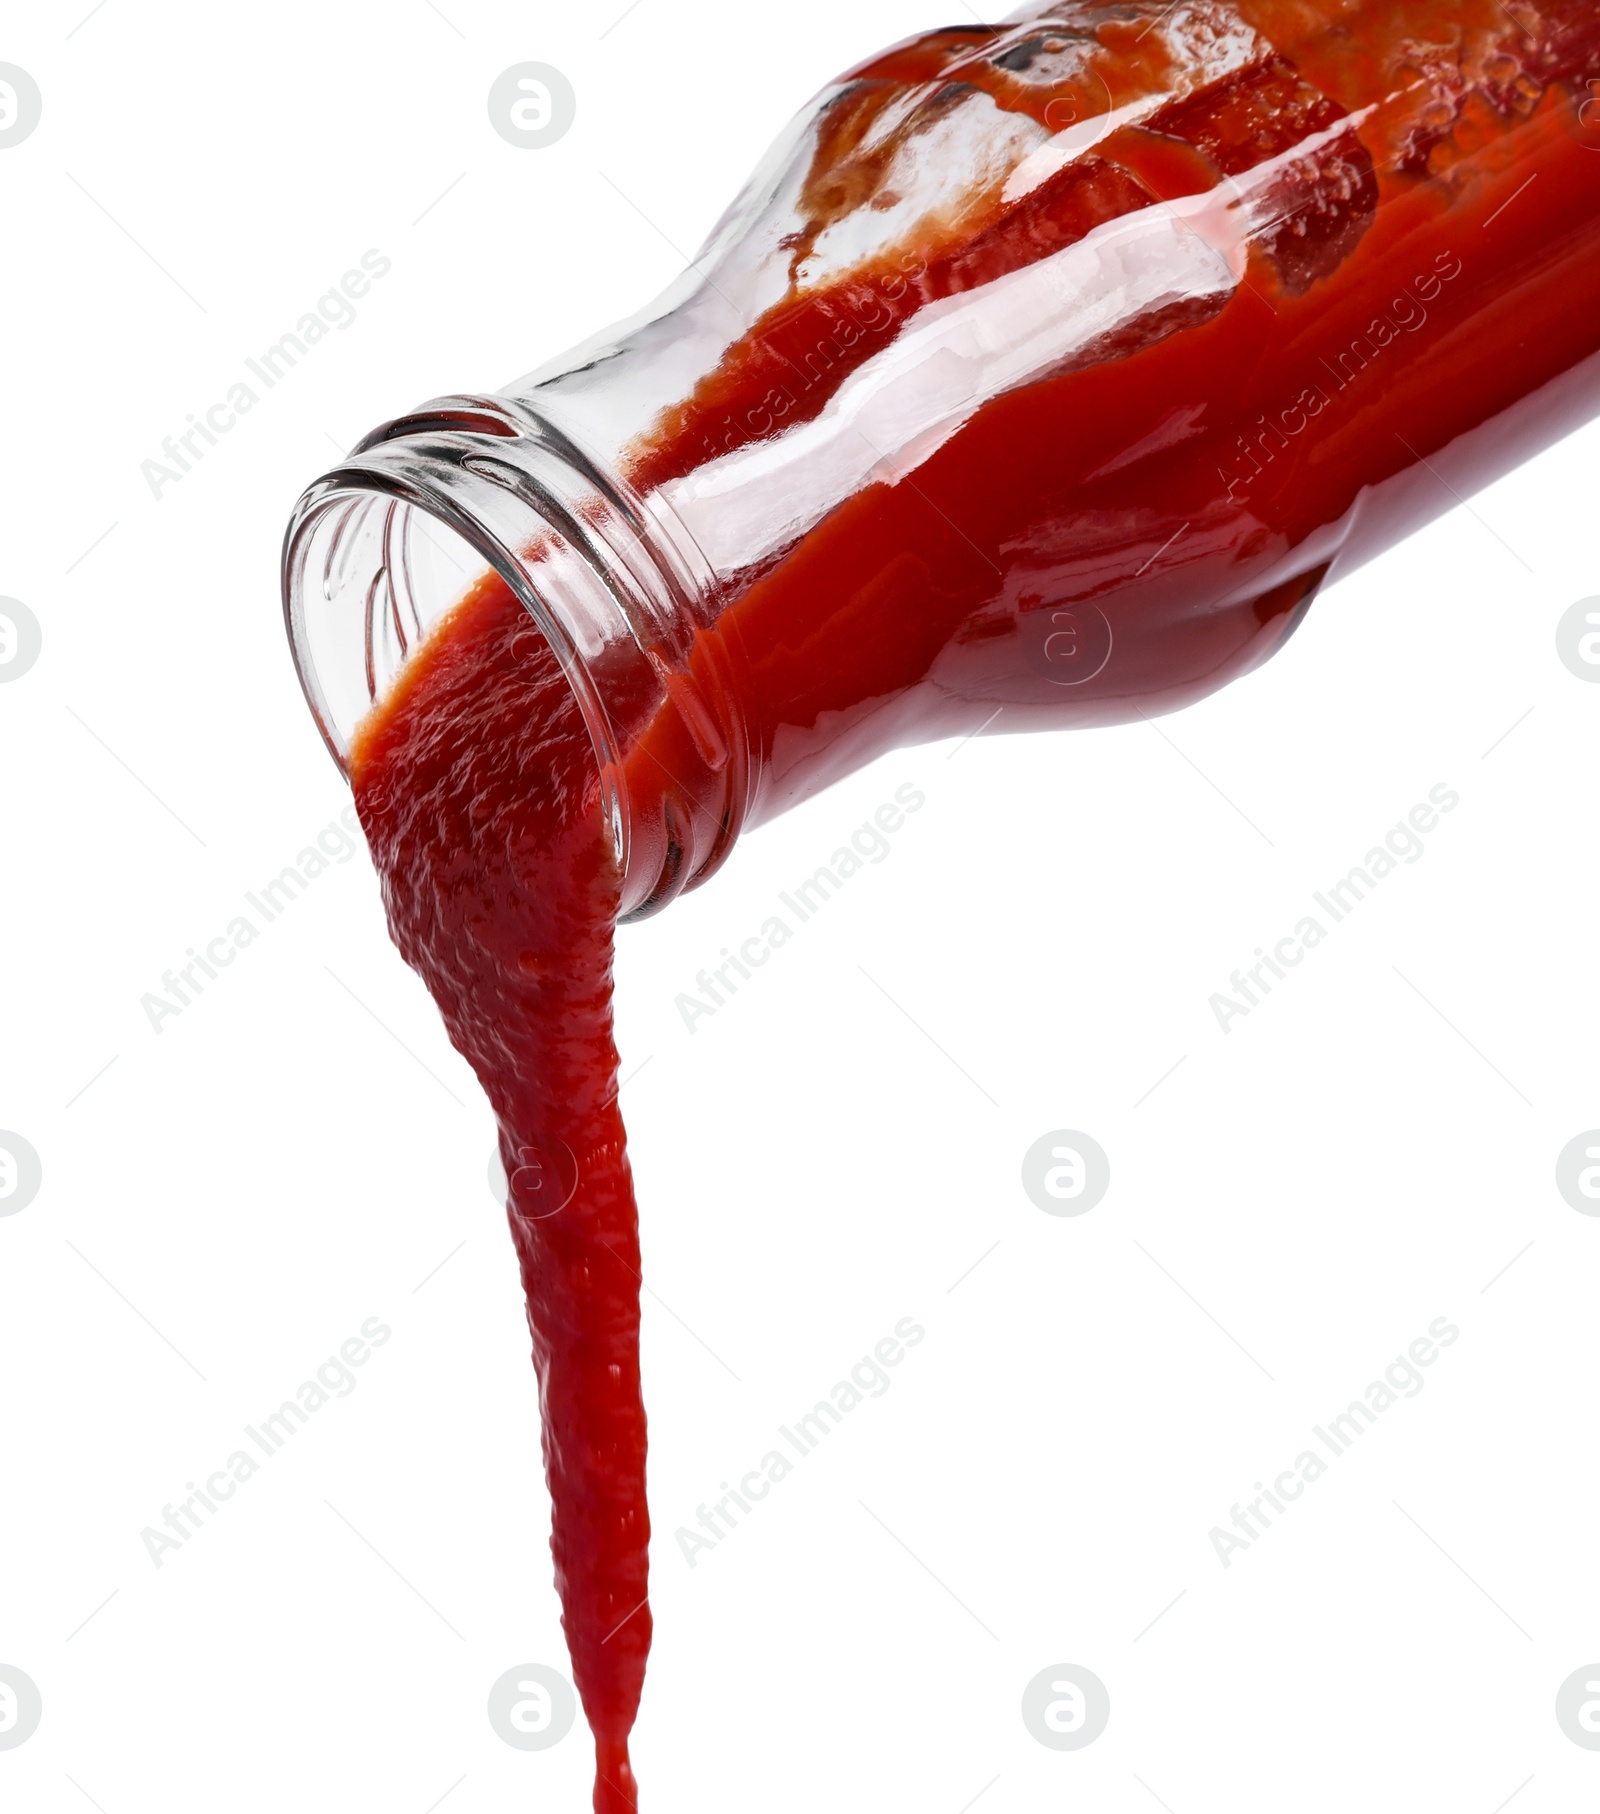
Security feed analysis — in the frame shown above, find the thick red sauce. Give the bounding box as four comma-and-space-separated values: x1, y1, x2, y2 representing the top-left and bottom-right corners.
347, 6, 1600, 1808
349, 579, 646, 1812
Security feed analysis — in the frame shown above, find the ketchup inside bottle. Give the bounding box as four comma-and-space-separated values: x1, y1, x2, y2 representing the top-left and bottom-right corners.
345, 6, 1600, 1807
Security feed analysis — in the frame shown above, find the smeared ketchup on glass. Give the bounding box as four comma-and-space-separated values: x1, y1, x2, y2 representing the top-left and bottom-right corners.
332, 5, 1600, 1806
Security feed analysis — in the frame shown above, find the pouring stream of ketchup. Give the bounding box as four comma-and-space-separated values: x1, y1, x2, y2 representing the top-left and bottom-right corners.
347, 7, 1600, 1806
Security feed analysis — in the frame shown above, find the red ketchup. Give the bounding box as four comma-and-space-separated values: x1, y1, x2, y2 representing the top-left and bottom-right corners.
289, 4, 1600, 1807
348, 586, 646, 1808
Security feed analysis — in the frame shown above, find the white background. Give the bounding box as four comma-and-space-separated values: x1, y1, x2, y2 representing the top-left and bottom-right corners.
3, 3, 1599, 1810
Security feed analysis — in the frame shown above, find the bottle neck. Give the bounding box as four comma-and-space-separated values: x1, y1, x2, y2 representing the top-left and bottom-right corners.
281, 393, 752, 920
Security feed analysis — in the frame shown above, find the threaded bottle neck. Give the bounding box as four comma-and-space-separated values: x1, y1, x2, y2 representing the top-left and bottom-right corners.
281, 394, 752, 920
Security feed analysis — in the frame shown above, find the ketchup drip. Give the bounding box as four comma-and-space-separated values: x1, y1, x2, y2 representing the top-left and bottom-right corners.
348, 575, 646, 1814
338, 6, 1600, 1810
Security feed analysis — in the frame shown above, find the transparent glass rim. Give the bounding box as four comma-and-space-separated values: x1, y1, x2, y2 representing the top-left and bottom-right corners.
282, 467, 632, 874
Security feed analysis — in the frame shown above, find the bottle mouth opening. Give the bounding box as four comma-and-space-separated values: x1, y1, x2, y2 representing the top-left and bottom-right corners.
281, 396, 746, 921
284, 477, 631, 875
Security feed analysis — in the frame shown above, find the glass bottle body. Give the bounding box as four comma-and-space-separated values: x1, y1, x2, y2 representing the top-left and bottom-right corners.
285, 0, 1600, 916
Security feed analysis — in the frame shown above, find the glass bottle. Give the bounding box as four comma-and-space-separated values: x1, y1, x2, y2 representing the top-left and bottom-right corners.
283, 0, 1600, 920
